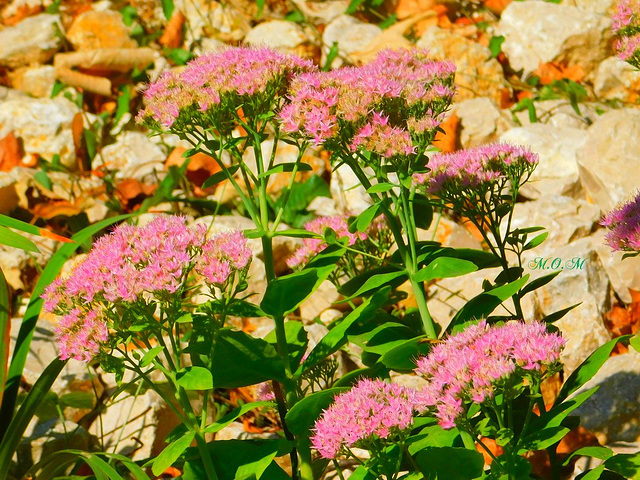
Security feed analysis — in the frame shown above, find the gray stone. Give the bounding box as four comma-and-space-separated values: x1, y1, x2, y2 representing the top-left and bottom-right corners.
577, 108, 640, 213
9, 65, 56, 98
0, 97, 87, 170
498, 1, 609, 75
0, 14, 62, 68
330, 163, 372, 215
322, 15, 381, 67
15, 419, 91, 478
522, 236, 611, 374
573, 349, 640, 443
99, 131, 166, 181
507, 196, 600, 248
499, 123, 588, 198
417, 27, 505, 103
244, 20, 308, 52
594, 56, 640, 102
454, 98, 513, 148
593, 229, 640, 305
290, 0, 349, 24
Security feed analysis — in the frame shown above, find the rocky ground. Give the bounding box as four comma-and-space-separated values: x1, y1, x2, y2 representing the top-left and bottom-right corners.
2, 0, 640, 477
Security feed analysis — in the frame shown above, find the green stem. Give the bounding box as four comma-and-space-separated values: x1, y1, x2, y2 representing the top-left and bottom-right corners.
195, 431, 220, 480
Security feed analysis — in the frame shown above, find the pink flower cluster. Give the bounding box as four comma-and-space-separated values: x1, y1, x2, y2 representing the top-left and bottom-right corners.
42, 216, 251, 362
414, 321, 565, 429
138, 47, 314, 129
195, 230, 252, 285
601, 191, 640, 251
612, 0, 640, 64
286, 215, 367, 268
351, 113, 416, 158
311, 378, 418, 459
280, 49, 455, 151
414, 143, 538, 195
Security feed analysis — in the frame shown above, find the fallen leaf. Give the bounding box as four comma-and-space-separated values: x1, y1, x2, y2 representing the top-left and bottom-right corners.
159, 466, 182, 478
165, 147, 222, 196
39, 228, 75, 243
159, 11, 186, 49
483, 0, 511, 15
3, 4, 43, 26
533, 62, 585, 85
31, 200, 83, 220
394, 0, 437, 20
476, 437, 503, 465
115, 179, 157, 212
433, 112, 458, 153
0, 132, 23, 172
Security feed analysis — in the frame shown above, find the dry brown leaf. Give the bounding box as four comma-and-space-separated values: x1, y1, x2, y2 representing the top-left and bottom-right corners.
433, 112, 458, 153
31, 200, 83, 220
3, 4, 43, 26
475, 437, 503, 465
0, 132, 23, 172
159, 11, 186, 49
483, 0, 511, 15
166, 147, 222, 196
115, 179, 157, 212
533, 62, 585, 85
394, 0, 437, 20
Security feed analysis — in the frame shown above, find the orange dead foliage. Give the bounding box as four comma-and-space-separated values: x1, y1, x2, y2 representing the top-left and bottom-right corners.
159, 11, 186, 49
483, 0, 512, 15
0, 132, 24, 171
476, 437, 504, 465
604, 289, 640, 355
115, 178, 157, 212
3, 4, 43, 25
533, 62, 585, 85
166, 147, 222, 197
433, 112, 458, 153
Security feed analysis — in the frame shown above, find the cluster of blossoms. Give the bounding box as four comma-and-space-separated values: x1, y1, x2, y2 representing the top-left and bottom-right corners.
42, 216, 251, 362
601, 191, 640, 251
612, 0, 640, 67
414, 143, 538, 197
414, 321, 565, 429
280, 49, 455, 158
137, 47, 314, 131
311, 378, 418, 459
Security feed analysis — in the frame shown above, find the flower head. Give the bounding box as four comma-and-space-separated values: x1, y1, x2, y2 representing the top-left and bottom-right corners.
138, 47, 314, 130
351, 113, 416, 158
414, 143, 538, 196
612, 0, 640, 66
414, 321, 565, 429
601, 191, 640, 251
195, 230, 252, 285
311, 378, 418, 459
55, 307, 108, 362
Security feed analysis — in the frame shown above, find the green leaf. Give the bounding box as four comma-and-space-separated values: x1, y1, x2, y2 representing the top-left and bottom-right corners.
297, 287, 391, 376
412, 194, 433, 230
339, 270, 407, 302
152, 431, 196, 476
323, 42, 340, 71
542, 302, 580, 324
0, 269, 9, 409
211, 330, 286, 387
114, 84, 132, 126
449, 275, 529, 332
555, 335, 631, 406
413, 257, 478, 283
563, 446, 614, 466
489, 35, 505, 58
285, 387, 348, 435
345, 0, 366, 13
59, 392, 94, 409
352, 203, 381, 233
605, 453, 640, 480
366, 183, 396, 194
523, 231, 549, 251
407, 422, 460, 454
202, 164, 239, 189
350, 322, 416, 355
378, 335, 432, 371
0, 215, 41, 236
265, 321, 308, 368
161, 0, 174, 19
347, 466, 377, 480
630, 333, 640, 354
519, 270, 561, 297
203, 401, 275, 434
140, 345, 164, 368
339, 265, 405, 297
260, 245, 343, 317
414, 447, 484, 480
176, 366, 214, 390
258, 162, 312, 178
0, 225, 40, 253
0, 358, 66, 471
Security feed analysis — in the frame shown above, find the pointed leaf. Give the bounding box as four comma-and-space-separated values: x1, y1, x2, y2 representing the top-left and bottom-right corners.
152, 431, 196, 476
413, 257, 478, 283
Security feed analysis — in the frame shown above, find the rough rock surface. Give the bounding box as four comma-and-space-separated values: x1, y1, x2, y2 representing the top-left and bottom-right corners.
99, 131, 166, 181
244, 20, 309, 53
0, 14, 63, 68
322, 15, 382, 66
418, 27, 505, 103
67, 9, 136, 50
577, 108, 640, 213
593, 57, 640, 102
0, 97, 85, 169
498, 1, 609, 75
454, 97, 513, 148
499, 123, 588, 198
573, 349, 640, 444
9, 65, 56, 98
